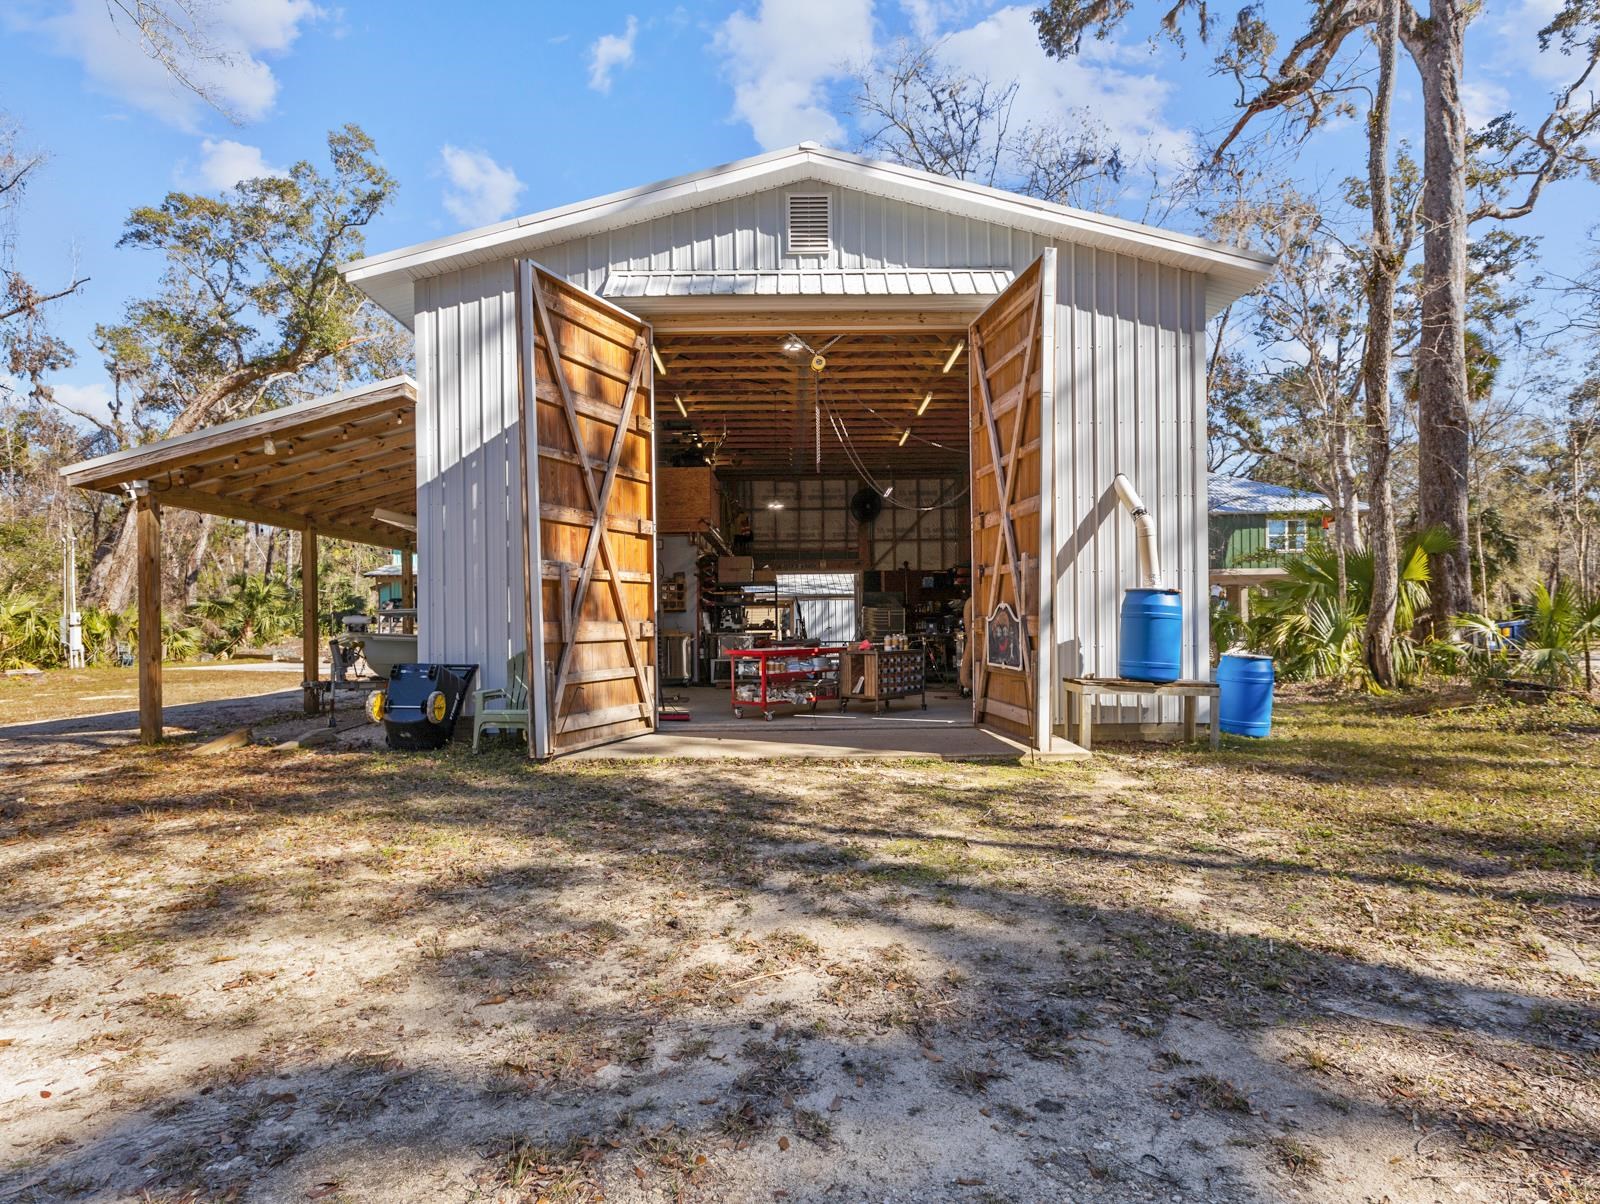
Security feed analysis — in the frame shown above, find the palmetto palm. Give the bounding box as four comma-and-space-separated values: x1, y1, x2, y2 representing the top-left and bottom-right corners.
1251, 528, 1455, 684
195, 573, 298, 653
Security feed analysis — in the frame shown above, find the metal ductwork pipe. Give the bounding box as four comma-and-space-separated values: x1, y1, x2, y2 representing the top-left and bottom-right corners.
1112, 473, 1161, 590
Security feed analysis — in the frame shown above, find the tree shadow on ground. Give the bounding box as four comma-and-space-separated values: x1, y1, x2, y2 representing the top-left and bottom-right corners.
0, 734, 1595, 1202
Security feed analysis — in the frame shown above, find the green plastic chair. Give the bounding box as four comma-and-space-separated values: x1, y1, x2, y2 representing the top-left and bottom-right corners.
472, 651, 530, 751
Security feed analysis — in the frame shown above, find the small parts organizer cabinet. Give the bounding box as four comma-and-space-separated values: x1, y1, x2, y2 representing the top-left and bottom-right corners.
839, 648, 927, 712
729, 647, 841, 720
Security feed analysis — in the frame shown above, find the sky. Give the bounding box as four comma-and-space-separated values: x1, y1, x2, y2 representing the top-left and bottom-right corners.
1, 0, 1593, 427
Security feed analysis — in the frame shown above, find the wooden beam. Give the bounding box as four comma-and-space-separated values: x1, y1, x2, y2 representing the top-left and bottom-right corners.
400, 545, 415, 634
136, 492, 162, 744
302, 529, 319, 715
138, 483, 401, 548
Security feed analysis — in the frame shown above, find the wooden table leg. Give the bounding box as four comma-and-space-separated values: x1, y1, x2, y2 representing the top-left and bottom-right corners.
1209, 691, 1221, 750
1183, 695, 1197, 744
1078, 689, 1092, 752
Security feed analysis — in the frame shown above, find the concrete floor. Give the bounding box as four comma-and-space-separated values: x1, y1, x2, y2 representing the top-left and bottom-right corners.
570, 684, 1087, 761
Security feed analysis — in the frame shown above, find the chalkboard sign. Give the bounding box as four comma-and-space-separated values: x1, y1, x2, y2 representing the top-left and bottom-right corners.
985, 601, 1023, 671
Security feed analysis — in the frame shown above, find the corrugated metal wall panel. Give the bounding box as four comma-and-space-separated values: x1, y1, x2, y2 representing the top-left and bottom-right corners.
1049, 244, 1209, 734
533, 180, 1055, 291
413, 262, 523, 697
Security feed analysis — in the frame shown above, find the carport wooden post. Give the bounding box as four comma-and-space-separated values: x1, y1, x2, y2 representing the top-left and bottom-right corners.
301, 529, 319, 714
135, 487, 162, 743
400, 546, 415, 634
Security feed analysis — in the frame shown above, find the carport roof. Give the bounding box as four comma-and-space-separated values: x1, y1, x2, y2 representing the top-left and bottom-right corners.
60, 376, 418, 549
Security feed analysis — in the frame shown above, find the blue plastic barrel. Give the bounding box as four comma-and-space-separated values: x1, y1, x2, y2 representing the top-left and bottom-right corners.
1216, 653, 1274, 737
1118, 588, 1183, 683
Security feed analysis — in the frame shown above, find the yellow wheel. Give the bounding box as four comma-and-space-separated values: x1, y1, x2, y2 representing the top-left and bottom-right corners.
366, 691, 386, 723
426, 690, 448, 724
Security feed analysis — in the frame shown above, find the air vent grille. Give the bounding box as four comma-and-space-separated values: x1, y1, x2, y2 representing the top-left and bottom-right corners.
786, 193, 832, 255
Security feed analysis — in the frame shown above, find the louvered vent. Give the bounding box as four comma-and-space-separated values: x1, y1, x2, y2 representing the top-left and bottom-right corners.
786, 193, 832, 255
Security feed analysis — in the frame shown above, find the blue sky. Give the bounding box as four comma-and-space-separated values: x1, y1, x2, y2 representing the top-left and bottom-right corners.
2, 0, 1593, 424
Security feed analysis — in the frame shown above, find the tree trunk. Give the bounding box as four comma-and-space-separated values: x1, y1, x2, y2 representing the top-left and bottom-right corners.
1364, 0, 1402, 687
1405, 5, 1473, 632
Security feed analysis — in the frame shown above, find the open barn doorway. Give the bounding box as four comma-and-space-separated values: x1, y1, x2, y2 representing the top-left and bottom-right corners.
641, 310, 982, 745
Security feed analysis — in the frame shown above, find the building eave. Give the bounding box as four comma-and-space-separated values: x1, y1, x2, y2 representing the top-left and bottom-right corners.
342, 144, 1276, 329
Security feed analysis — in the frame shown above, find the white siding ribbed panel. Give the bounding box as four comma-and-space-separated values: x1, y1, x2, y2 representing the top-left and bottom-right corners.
413, 262, 523, 697
1049, 244, 1210, 733
410, 231, 1213, 740
535, 180, 1051, 294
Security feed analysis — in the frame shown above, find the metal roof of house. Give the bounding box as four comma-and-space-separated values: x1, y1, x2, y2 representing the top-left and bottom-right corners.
1208, 475, 1336, 516
342, 144, 1275, 327
601, 267, 1016, 300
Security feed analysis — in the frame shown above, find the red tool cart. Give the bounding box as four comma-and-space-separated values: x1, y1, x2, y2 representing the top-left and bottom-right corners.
728, 647, 842, 720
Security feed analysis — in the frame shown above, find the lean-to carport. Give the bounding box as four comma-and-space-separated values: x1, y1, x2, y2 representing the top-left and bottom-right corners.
59, 376, 419, 742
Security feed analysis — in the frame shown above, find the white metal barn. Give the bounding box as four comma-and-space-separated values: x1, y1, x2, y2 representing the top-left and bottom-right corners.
66, 144, 1273, 757
340, 145, 1273, 755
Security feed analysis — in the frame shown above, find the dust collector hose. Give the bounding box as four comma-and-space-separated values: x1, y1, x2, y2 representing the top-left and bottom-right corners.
1112, 473, 1161, 590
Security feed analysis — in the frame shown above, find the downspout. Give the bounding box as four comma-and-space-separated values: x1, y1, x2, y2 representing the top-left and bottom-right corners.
1112, 473, 1161, 590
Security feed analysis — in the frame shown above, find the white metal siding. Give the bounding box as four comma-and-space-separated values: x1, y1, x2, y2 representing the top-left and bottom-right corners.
535, 181, 1052, 294
411, 219, 1214, 737
413, 262, 523, 696
1050, 244, 1209, 733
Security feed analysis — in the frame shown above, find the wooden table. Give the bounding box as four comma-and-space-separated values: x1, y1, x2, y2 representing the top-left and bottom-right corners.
1062, 676, 1220, 751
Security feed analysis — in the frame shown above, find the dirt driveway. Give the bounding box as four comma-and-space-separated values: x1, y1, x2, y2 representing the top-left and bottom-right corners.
1, 692, 1596, 1203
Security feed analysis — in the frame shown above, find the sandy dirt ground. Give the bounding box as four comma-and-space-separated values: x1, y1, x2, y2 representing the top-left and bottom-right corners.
0, 690, 1596, 1203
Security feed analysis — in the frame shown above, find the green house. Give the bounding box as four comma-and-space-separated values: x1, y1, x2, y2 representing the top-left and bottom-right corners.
1209, 475, 1334, 568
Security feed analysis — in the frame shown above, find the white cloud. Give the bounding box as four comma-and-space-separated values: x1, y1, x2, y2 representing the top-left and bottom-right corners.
712, 0, 877, 149
935, 6, 1192, 172
49, 380, 117, 428
186, 138, 287, 190
588, 16, 639, 93
438, 146, 526, 228
1461, 79, 1512, 131
17, 0, 320, 130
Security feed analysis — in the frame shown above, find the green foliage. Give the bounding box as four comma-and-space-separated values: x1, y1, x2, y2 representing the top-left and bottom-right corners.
1229, 528, 1458, 689
0, 594, 59, 669
193, 572, 298, 653
1457, 583, 1600, 687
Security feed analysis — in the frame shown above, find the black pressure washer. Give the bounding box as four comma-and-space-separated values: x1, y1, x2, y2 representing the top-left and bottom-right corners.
367, 662, 478, 750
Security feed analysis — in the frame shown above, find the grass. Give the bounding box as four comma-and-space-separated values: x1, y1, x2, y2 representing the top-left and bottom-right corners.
0, 689, 1595, 1203
0, 661, 304, 724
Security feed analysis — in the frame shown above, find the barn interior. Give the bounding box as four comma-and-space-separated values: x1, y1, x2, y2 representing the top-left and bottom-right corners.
645, 320, 978, 730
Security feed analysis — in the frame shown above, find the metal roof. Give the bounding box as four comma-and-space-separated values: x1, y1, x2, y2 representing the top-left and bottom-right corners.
602, 267, 1015, 300
1208, 474, 1336, 516
342, 144, 1275, 328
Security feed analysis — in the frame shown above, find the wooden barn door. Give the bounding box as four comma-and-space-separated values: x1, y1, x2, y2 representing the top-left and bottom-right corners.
969, 250, 1056, 751
516, 261, 656, 758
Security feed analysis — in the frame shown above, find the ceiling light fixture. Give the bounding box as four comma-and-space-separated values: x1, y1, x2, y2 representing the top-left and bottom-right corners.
262, 436, 277, 456
766, 500, 785, 510
781, 333, 808, 356
942, 339, 965, 373
674, 394, 688, 417
916, 391, 933, 417
898, 429, 911, 447
651, 345, 667, 376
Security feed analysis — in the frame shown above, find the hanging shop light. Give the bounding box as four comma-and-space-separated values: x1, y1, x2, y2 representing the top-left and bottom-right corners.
766, 500, 785, 510
898, 429, 911, 447
916, 391, 933, 417
651, 345, 667, 376
674, 394, 688, 417
942, 339, 965, 373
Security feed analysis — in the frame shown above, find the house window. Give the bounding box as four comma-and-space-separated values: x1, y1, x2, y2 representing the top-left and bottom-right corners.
1266, 518, 1309, 552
